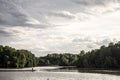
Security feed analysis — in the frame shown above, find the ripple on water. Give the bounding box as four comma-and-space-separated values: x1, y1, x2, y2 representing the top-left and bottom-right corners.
0, 71, 120, 80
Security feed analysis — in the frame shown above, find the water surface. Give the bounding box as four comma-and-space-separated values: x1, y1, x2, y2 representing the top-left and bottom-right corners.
0, 67, 120, 80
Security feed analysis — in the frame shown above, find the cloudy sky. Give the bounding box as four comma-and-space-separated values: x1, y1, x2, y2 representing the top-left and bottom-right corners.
0, 0, 120, 56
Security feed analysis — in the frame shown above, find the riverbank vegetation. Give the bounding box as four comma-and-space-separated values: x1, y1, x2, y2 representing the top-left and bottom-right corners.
0, 46, 37, 68
38, 42, 120, 69
0, 42, 120, 69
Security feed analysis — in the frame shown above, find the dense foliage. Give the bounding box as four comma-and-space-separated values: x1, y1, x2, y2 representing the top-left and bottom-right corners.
0, 45, 37, 68
38, 42, 120, 69
38, 53, 78, 66
77, 42, 120, 69
1, 42, 120, 69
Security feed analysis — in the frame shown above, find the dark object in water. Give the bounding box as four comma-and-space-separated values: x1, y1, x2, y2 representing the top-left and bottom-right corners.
32, 68, 34, 72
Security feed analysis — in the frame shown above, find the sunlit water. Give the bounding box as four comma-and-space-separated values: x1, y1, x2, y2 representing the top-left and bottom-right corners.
0, 67, 120, 80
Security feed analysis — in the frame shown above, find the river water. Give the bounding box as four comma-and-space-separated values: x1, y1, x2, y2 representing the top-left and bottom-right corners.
0, 67, 120, 80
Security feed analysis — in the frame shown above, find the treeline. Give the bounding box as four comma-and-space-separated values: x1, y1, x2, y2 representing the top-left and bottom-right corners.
1, 42, 120, 69
0, 45, 37, 68
77, 42, 120, 69
38, 42, 120, 69
38, 53, 78, 66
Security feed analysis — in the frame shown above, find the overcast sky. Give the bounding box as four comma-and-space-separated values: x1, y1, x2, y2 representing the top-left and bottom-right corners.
0, 0, 120, 56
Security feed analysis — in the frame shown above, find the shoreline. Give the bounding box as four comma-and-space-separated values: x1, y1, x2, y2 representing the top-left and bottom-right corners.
0, 68, 36, 72
0, 66, 61, 72
0, 70, 35, 72
0, 67, 120, 75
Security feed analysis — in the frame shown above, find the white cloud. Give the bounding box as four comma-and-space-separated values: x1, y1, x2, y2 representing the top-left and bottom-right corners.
25, 17, 41, 25
1, 0, 120, 56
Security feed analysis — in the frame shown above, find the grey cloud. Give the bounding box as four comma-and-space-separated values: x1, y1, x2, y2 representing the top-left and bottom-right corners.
70, 0, 120, 15
0, 0, 28, 26
87, 44, 95, 49
95, 38, 112, 46
0, 30, 11, 37
0, 28, 18, 45
1, 0, 120, 56
5, 0, 120, 28
37, 51, 54, 57
0, 0, 62, 29
72, 37, 97, 50
47, 11, 75, 20
11, 0, 85, 22
73, 37, 113, 46
72, 37, 92, 43
0, 0, 46, 28
72, 37, 118, 51
71, 0, 117, 6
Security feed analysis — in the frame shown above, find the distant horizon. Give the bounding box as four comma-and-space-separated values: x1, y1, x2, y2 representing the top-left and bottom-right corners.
1, 41, 119, 57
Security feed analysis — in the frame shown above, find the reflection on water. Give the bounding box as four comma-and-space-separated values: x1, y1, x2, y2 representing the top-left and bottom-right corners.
0, 71, 120, 80
0, 67, 120, 80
